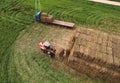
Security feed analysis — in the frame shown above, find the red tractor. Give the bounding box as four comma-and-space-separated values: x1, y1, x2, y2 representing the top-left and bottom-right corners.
39, 41, 56, 58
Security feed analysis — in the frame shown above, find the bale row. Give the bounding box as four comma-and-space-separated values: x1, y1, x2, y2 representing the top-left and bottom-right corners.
66, 28, 120, 83
75, 29, 120, 66
55, 47, 64, 61
67, 56, 120, 83
73, 47, 120, 72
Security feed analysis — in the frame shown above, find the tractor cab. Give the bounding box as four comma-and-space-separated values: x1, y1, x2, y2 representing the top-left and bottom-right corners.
39, 41, 56, 58
35, 12, 41, 21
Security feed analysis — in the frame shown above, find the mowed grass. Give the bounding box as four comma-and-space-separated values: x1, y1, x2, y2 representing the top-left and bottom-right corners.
0, 0, 35, 82
0, 0, 120, 83
42, 0, 120, 34
12, 23, 105, 83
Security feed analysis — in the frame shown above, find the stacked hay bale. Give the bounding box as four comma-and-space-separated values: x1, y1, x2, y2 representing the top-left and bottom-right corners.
40, 13, 48, 22
67, 28, 120, 83
51, 42, 64, 61
46, 15, 54, 23
55, 46, 64, 61
40, 13, 54, 23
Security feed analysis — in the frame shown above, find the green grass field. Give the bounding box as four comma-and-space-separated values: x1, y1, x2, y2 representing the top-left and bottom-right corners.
0, 0, 120, 83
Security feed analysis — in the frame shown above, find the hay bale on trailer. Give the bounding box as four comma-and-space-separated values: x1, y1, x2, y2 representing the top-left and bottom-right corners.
41, 13, 48, 17
46, 15, 54, 23
40, 16, 47, 22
